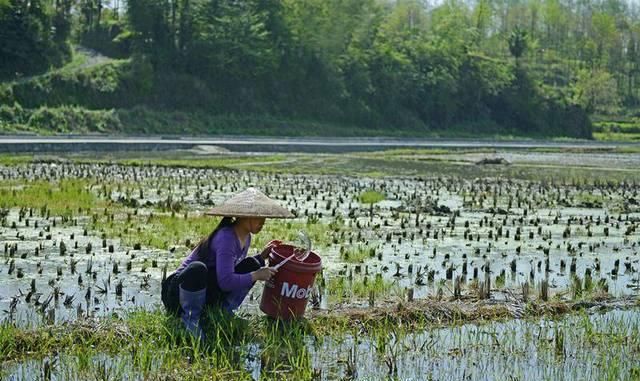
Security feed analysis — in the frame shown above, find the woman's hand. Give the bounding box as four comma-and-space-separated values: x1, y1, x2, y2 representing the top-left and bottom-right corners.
251, 267, 278, 282
260, 239, 282, 260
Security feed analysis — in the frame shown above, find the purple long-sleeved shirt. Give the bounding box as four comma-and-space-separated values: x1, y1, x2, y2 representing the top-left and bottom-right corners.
177, 226, 263, 311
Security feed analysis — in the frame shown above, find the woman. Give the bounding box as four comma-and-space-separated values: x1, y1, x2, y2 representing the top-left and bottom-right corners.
161, 187, 294, 337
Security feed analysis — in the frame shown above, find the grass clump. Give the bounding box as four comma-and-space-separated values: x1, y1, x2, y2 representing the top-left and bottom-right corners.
0, 309, 319, 380
254, 219, 342, 251
114, 154, 287, 169
358, 190, 385, 205
0, 154, 36, 165
326, 275, 399, 300
96, 212, 215, 251
359, 190, 385, 220
592, 120, 640, 141
94, 209, 343, 254
340, 245, 373, 263
0, 104, 123, 134
0, 179, 99, 217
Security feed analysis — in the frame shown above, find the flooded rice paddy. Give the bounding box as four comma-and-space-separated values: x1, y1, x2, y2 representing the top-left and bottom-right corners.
3, 308, 639, 380
1, 146, 639, 380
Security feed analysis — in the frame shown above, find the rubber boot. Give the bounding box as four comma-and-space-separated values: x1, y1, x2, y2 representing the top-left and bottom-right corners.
179, 285, 206, 340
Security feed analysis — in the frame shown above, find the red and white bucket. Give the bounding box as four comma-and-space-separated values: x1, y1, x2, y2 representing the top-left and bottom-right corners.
260, 244, 322, 320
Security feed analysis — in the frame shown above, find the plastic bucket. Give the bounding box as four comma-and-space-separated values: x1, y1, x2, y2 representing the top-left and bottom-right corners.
259, 244, 322, 320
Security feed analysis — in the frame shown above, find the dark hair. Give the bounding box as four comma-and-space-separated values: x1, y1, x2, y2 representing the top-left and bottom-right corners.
193, 217, 236, 260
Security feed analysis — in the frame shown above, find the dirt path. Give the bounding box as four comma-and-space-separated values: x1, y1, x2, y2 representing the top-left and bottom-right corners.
74, 46, 113, 70
7, 46, 113, 86
307, 294, 640, 330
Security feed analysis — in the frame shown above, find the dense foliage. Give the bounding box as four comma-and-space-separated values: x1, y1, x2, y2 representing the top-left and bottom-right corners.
6, 0, 640, 137
0, 0, 72, 78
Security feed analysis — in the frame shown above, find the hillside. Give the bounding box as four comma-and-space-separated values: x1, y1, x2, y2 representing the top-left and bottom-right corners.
2, 0, 640, 140
0, 47, 592, 139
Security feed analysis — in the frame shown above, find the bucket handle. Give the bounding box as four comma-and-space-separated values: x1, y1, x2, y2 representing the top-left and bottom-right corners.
273, 231, 311, 269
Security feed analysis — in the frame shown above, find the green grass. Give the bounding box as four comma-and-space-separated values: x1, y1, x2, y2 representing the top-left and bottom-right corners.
360, 147, 500, 159
96, 212, 215, 251
575, 192, 605, 207
614, 145, 640, 153
1, 148, 640, 379
340, 245, 373, 263
113, 155, 288, 169
0, 309, 317, 380
255, 219, 343, 251
58, 47, 92, 73
1, 293, 639, 379
592, 119, 640, 141
0, 179, 100, 217
593, 120, 640, 132
326, 275, 400, 300
93, 210, 345, 253
0, 154, 36, 165
358, 190, 385, 205
593, 131, 640, 141
1, 105, 122, 134
528, 145, 640, 154
116, 107, 428, 137
26, 150, 640, 185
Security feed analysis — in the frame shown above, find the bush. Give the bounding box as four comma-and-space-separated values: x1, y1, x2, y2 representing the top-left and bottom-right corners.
26, 106, 122, 133
80, 21, 132, 59
0, 85, 13, 105
0, 103, 25, 124
9, 60, 144, 109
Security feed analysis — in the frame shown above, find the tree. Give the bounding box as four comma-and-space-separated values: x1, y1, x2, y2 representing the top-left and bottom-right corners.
572, 68, 621, 114
591, 12, 618, 68
127, 0, 174, 68
0, 0, 70, 79
508, 27, 528, 65
188, 0, 276, 84
472, 0, 492, 47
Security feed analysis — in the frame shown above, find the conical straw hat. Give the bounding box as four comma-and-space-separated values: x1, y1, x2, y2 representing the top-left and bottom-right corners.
205, 187, 294, 218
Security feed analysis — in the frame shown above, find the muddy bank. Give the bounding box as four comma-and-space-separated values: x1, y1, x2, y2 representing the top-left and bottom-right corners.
308, 294, 640, 330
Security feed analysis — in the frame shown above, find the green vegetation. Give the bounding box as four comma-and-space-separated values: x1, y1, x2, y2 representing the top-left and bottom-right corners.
1, 59, 139, 109
0, 0, 72, 79
359, 190, 385, 221
325, 274, 400, 301
358, 190, 385, 205
12, 0, 640, 138
1, 151, 640, 379
0, 309, 318, 380
97, 212, 215, 251
575, 193, 606, 208
4, 149, 640, 192
116, 109, 424, 137
256, 219, 341, 251
0, 104, 122, 134
594, 131, 640, 141
593, 120, 640, 141
111, 154, 287, 169
340, 245, 374, 264
0, 155, 36, 166
93, 208, 344, 252
2, 303, 640, 379
0, 179, 99, 217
